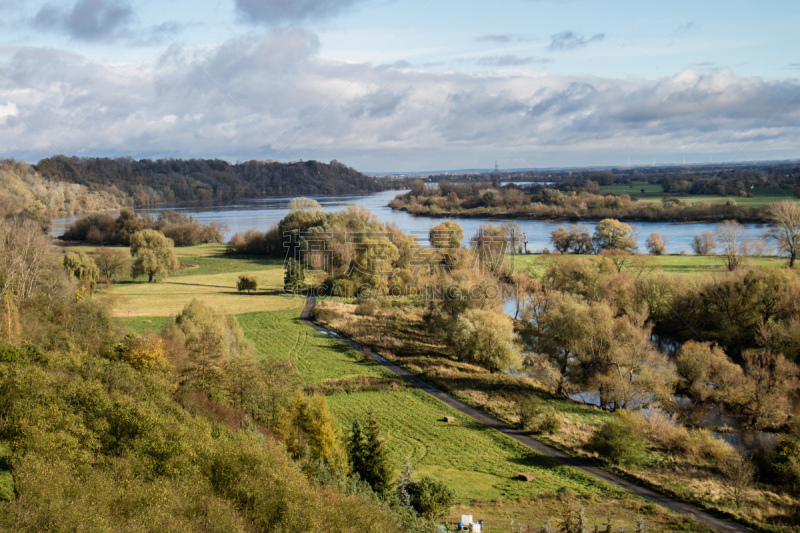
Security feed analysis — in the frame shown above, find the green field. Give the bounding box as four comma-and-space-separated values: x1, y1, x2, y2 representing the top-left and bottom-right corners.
237, 309, 620, 503
510, 253, 788, 278
599, 180, 797, 207
236, 309, 393, 383
87, 244, 302, 317
105, 246, 713, 531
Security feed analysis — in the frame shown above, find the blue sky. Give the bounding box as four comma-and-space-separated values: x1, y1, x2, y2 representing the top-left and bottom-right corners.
0, 0, 799, 171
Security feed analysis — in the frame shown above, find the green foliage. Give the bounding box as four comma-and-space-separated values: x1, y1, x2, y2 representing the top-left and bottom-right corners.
588, 414, 647, 465
236, 273, 258, 293
130, 229, 180, 283
284, 258, 305, 292
62, 251, 99, 293
347, 413, 393, 497
0, 345, 400, 531
407, 475, 456, 520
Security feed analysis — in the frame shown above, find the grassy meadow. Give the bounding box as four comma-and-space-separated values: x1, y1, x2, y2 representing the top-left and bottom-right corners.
600, 180, 797, 207
102, 244, 714, 531
510, 252, 788, 279
83, 243, 304, 317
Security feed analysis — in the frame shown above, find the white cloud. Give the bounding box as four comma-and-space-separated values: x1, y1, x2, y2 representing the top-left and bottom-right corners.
1, 35, 799, 170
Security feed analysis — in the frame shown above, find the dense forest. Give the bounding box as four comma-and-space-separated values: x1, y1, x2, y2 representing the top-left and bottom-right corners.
35, 156, 391, 207
0, 160, 121, 230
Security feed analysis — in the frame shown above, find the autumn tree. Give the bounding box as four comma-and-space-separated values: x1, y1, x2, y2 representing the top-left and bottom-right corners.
691, 231, 717, 255
0, 217, 52, 303
645, 232, 667, 255
765, 201, 800, 267
550, 224, 593, 254
429, 220, 464, 249
130, 229, 180, 283
592, 219, 637, 253
94, 247, 130, 282
115, 208, 146, 245
449, 308, 522, 373
274, 391, 348, 471
0, 292, 21, 343
113, 333, 168, 371
715, 220, 750, 270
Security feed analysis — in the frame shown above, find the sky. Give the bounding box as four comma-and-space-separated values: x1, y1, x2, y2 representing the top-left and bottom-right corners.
1, 0, 799, 172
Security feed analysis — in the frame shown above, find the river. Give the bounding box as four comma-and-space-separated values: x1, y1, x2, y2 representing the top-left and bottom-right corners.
51, 189, 771, 253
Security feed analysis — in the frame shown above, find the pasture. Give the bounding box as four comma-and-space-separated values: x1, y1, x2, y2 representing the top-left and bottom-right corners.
510, 253, 788, 279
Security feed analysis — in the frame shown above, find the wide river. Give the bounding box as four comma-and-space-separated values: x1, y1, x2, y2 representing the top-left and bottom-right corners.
51, 189, 770, 254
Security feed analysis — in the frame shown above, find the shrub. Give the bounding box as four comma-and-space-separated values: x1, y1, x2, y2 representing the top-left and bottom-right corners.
538, 411, 562, 435
516, 395, 544, 430
408, 476, 456, 520
588, 413, 647, 465
237, 274, 258, 293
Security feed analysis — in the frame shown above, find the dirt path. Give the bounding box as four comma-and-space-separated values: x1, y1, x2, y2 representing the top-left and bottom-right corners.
300, 296, 752, 533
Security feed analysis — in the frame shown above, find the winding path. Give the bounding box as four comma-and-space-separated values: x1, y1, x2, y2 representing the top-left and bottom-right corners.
300, 296, 751, 533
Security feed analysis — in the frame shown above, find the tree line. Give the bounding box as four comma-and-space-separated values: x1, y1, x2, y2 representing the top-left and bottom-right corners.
36, 156, 389, 207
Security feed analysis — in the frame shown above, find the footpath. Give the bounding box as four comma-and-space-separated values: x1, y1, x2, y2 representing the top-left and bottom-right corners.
300, 296, 752, 533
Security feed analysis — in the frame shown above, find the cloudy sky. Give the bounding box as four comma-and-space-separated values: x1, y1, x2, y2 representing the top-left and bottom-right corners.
1, 0, 799, 172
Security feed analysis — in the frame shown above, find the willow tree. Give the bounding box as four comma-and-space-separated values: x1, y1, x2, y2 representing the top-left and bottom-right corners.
130, 229, 179, 283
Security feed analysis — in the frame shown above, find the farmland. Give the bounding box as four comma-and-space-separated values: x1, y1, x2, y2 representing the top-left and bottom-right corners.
108, 249, 712, 532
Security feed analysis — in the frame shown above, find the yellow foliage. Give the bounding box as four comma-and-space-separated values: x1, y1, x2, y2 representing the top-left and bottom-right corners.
114, 334, 168, 371
0, 292, 21, 342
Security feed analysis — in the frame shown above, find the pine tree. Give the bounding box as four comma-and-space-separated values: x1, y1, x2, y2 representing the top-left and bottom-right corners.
284, 258, 305, 292
347, 412, 393, 496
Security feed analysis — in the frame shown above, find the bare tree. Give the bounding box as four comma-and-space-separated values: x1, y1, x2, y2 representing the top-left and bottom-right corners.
765, 201, 800, 267
715, 220, 750, 270
720, 449, 755, 509
0, 218, 52, 303
691, 231, 717, 255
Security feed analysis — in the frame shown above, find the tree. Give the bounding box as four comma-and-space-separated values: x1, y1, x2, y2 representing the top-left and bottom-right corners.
94, 247, 130, 282
288, 197, 322, 212
720, 449, 755, 509
62, 251, 99, 294
550, 225, 593, 254
645, 233, 667, 255
274, 392, 348, 472
284, 258, 305, 292
408, 476, 456, 520
593, 219, 637, 253
115, 209, 146, 245
449, 308, 522, 373
130, 229, 180, 283
691, 231, 717, 255
765, 201, 800, 267
347, 413, 392, 496
0, 292, 21, 343
429, 220, 464, 249
237, 274, 258, 293
715, 220, 750, 270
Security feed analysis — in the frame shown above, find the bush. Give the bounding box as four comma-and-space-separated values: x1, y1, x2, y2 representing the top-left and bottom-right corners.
538, 411, 561, 435
588, 414, 647, 465
408, 476, 456, 520
516, 395, 544, 430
